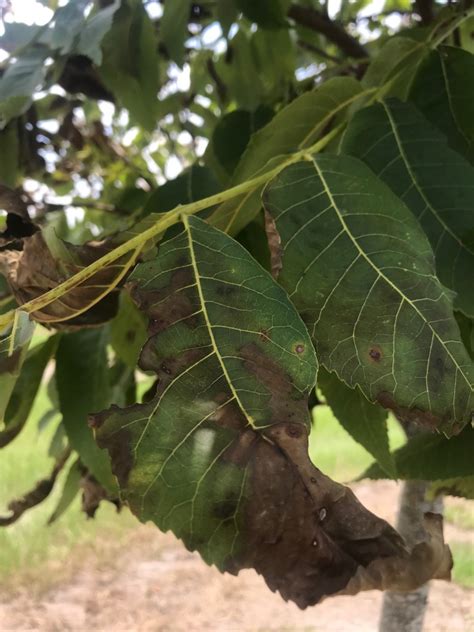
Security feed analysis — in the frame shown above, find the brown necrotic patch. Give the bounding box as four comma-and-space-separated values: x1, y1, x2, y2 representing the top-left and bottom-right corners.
239, 342, 309, 425
221, 422, 450, 608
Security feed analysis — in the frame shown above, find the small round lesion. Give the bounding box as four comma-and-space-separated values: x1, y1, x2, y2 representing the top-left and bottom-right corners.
368, 346, 382, 362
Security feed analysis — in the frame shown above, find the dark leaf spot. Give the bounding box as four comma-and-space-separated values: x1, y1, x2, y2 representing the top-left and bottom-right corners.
368, 346, 382, 362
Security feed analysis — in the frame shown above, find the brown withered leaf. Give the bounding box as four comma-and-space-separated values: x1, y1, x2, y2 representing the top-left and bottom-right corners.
92, 217, 452, 608
0, 231, 131, 327
0, 448, 70, 526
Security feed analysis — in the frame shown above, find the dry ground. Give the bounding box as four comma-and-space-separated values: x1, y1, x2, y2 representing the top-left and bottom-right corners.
1, 481, 473, 632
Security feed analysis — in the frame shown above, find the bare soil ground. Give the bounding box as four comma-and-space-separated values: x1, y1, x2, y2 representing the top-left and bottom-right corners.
1, 481, 473, 632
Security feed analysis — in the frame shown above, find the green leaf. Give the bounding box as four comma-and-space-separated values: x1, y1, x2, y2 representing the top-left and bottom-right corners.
215, 31, 264, 110
409, 46, 474, 161
0, 311, 35, 429
55, 329, 117, 493
263, 155, 474, 433
49, 0, 90, 55
48, 419, 67, 460
318, 368, 395, 478
160, 0, 192, 66
211, 107, 273, 178
209, 76, 366, 235
76, 0, 121, 65
0, 46, 50, 125
235, 77, 363, 184
144, 165, 221, 214
363, 425, 474, 481
0, 22, 43, 54
250, 28, 295, 100
455, 313, 474, 359
341, 99, 474, 317
217, 0, 238, 35
236, 0, 289, 28
0, 124, 19, 188
110, 293, 147, 368
93, 216, 419, 607
363, 36, 428, 98
0, 335, 58, 447
99, 0, 160, 130
95, 213, 316, 554
48, 458, 82, 524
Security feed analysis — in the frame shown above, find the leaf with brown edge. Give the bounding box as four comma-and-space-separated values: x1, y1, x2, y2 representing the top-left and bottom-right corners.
263, 156, 473, 435
92, 216, 450, 607
0, 231, 135, 327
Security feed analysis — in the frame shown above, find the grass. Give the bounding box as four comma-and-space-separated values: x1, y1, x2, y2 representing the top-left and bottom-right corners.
0, 386, 137, 583
445, 501, 474, 531
308, 405, 406, 482
451, 542, 474, 588
1, 389, 472, 593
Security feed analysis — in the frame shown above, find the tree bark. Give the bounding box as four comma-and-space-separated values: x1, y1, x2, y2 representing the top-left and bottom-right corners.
379, 480, 443, 632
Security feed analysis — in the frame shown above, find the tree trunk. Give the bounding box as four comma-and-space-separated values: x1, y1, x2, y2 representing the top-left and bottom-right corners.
379, 479, 443, 632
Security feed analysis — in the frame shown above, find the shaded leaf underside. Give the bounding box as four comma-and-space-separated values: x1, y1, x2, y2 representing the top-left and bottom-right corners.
94, 216, 451, 607
263, 155, 473, 433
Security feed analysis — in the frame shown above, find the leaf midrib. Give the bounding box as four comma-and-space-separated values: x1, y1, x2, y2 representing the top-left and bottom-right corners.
224, 87, 373, 234
310, 156, 472, 389
184, 215, 257, 428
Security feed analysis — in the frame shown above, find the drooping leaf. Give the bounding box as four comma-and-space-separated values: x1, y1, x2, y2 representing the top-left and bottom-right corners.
93, 216, 450, 607
409, 46, 474, 161
48, 458, 82, 524
341, 99, 474, 317
263, 155, 474, 433
363, 424, 474, 481
0, 231, 131, 327
48, 419, 67, 460
56, 328, 117, 493
160, 0, 192, 66
318, 368, 396, 478
110, 293, 147, 369
209, 76, 366, 235
0, 452, 69, 527
99, 0, 160, 130
0, 310, 35, 429
0, 335, 58, 447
